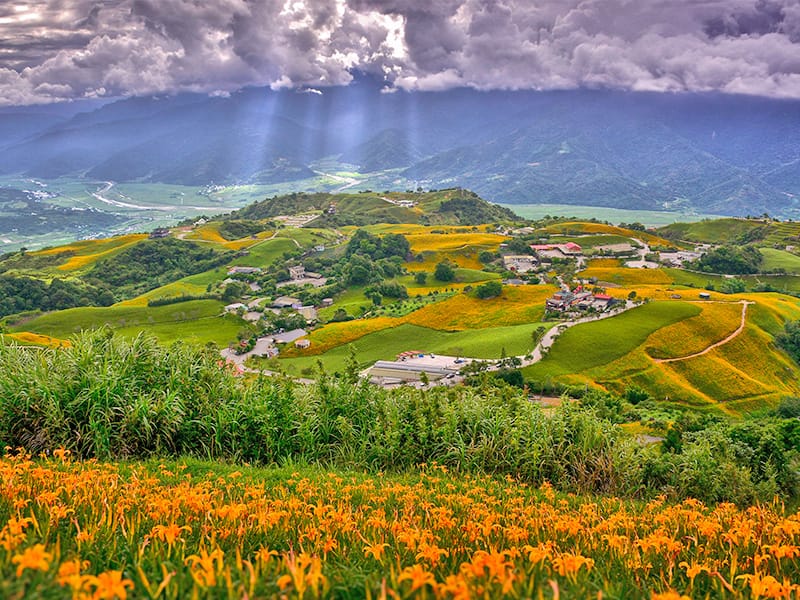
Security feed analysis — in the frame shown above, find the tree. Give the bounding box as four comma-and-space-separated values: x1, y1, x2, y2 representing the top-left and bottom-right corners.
721, 278, 746, 294
475, 281, 503, 299
222, 282, 248, 302
694, 245, 763, 275
414, 272, 427, 285
434, 261, 455, 282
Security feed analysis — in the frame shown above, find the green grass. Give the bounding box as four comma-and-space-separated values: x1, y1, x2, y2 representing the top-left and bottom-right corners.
453, 268, 500, 283
10, 300, 236, 345
229, 238, 298, 267
523, 302, 701, 380
318, 286, 371, 320
276, 322, 548, 374
758, 248, 800, 273
663, 268, 729, 289
657, 218, 769, 244
115, 314, 242, 346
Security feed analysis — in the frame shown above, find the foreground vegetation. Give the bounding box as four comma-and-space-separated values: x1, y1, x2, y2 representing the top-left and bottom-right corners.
1, 331, 798, 506
3, 452, 800, 599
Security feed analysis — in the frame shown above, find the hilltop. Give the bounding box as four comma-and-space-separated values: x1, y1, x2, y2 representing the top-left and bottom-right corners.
229, 188, 520, 226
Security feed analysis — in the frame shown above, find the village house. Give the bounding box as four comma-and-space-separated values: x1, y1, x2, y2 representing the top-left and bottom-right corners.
288, 265, 306, 280
321, 298, 334, 307
271, 296, 302, 309
531, 242, 583, 258
502, 254, 539, 273
659, 250, 703, 267
297, 306, 318, 323
546, 288, 614, 313
149, 227, 171, 239
592, 293, 614, 310
224, 302, 247, 313
271, 329, 308, 344
546, 290, 576, 311
295, 339, 311, 349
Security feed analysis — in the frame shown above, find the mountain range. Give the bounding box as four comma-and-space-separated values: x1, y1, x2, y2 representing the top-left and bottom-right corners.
1, 79, 799, 216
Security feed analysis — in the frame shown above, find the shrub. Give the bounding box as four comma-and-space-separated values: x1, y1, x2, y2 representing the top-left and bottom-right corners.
475, 281, 502, 299
434, 261, 455, 282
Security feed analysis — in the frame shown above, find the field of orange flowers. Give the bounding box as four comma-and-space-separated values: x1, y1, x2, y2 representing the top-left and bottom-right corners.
2, 451, 800, 599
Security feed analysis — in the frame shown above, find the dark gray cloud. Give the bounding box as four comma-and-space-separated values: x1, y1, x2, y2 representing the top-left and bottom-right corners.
1, 0, 800, 105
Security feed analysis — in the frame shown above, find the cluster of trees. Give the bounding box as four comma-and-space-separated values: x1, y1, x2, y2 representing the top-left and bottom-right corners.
475, 280, 503, 299
435, 195, 519, 225
89, 238, 233, 298
346, 230, 410, 260
434, 261, 455, 282
693, 245, 763, 274
0, 275, 115, 318
364, 281, 408, 305
216, 220, 271, 241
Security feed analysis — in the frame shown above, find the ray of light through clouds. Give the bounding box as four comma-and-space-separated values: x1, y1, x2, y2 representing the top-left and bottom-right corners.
1, 0, 800, 105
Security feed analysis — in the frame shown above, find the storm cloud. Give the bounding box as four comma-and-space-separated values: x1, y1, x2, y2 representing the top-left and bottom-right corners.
1, 0, 800, 104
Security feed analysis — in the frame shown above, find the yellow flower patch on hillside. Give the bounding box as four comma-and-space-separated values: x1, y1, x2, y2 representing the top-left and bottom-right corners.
294, 316, 402, 354
32, 234, 148, 271
543, 221, 675, 246
406, 232, 507, 253
644, 302, 744, 360
406, 285, 556, 330
6, 332, 70, 348
33, 234, 148, 257
581, 266, 673, 286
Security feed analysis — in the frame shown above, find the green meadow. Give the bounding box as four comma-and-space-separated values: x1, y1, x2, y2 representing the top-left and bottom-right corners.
10, 300, 237, 346
523, 302, 701, 380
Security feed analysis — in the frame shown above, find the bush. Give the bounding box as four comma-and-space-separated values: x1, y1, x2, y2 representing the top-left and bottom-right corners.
434, 261, 455, 282
475, 281, 502, 299
0, 331, 797, 504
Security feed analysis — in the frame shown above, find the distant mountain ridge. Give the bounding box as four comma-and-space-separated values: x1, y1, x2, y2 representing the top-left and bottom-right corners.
1, 80, 799, 216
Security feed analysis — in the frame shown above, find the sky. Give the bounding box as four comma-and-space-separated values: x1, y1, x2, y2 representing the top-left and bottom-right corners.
1, 0, 800, 105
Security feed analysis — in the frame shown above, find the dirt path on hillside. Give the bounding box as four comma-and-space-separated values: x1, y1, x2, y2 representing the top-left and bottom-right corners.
653, 300, 752, 364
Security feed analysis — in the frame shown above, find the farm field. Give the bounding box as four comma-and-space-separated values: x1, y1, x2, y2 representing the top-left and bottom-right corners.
3, 454, 799, 600
279, 322, 548, 373
525, 293, 800, 412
